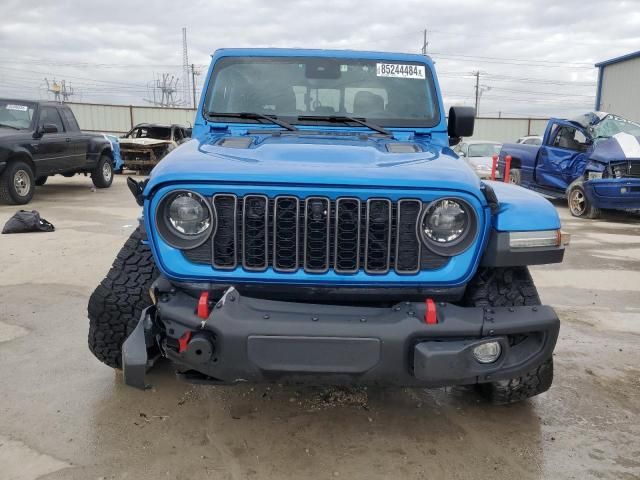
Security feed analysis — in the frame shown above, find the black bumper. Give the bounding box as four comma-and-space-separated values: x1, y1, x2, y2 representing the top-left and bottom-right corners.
123, 288, 559, 389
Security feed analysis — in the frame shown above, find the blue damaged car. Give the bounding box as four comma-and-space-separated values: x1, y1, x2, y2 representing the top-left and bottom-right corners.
499, 112, 640, 218
88, 48, 567, 405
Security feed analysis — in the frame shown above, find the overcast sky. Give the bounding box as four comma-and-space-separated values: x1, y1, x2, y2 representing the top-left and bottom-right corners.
1, 0, 639, 118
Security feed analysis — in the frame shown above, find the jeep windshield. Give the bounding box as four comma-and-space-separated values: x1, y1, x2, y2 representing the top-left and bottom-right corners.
203, 56, 440, 128
590, 114, 640, 140
0, 100, 35, 129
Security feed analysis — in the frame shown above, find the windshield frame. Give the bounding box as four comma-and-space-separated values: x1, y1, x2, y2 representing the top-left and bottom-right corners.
0, 99, 37, 130
202, 55, 442, 129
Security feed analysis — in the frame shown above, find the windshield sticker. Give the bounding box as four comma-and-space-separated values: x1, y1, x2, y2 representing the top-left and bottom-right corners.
6, 104, 29, 111
376, 63, 425, 79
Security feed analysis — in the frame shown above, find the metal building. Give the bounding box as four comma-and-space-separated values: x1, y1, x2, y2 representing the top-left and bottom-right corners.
595, 50, 640, 122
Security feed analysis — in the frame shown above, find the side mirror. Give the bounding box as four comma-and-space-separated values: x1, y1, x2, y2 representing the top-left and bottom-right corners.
41, 123, 59, 134
448, 106, 475, 146
458, 151, 466, 157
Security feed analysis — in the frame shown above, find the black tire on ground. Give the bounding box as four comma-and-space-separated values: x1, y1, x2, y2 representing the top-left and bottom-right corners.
567, 180, 600, 219
35, 176, 48, 186
91, 154, 114, 189
0, 160, 35, 205
88, 226, 158, 368
508, 167, 521, 185
463, 267, 553, 405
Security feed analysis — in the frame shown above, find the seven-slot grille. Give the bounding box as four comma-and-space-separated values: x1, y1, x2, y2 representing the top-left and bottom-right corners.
183, 195, 449, 274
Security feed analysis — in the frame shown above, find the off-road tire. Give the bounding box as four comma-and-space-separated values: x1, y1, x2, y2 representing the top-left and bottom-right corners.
35, 176, 48, 186
508, 168, 522, 185
88, 226, 158, 368
0, 160, 35, 205
567, 180, 600, 219
91, 154, 114, 189
463, 267, 553, 405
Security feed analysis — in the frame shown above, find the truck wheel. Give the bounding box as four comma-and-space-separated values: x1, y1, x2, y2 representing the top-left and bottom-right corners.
88, 226, 158, 368
568, 181, 600, 219
91, 154, 114, 189
508, 168, 521, 185
35, 176, 48, 186
0, 160, 35, 205
463, 267, 553, 405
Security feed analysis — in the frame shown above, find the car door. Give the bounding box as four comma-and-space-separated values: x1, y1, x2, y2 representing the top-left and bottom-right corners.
59, 106, 88, 170
536, 122, 588, 191
34, 106, 70, 174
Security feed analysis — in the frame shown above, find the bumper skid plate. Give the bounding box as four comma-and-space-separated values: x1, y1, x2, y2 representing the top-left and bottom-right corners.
121, 289, 559, 389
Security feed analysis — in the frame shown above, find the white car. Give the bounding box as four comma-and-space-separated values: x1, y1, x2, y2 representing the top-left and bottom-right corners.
516, 135, 543, 145
453, 140, 502, 179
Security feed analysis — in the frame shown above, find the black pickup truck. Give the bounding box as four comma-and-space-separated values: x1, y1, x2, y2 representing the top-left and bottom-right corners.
0, 99, 115, 204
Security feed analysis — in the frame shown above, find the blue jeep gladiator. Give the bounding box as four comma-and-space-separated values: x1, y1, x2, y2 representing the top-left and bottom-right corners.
88, 48, 567, 405
499, 112, 640, 218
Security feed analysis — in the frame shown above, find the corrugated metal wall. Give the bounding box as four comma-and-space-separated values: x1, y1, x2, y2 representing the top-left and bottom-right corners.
66, 101, 548, 142
599, 57, 640, 123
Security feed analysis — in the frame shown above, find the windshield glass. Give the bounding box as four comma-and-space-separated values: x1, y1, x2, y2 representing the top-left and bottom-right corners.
126, 126, 171, 140
0, 101, 35, 129
203, 56, 441, 128
468, 143, 501, 157
591, 114, 640, 139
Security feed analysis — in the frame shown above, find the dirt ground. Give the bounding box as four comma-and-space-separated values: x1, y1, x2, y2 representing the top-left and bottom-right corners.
0, 175, 638, 480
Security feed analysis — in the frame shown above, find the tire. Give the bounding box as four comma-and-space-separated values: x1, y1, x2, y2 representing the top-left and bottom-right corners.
507, 168, 521, 185
88, 226, 158, 368
91, 154, 114, 189
35, 176, 48, 186
567, 180, 600, 219
463, 267, 553, 405
0, 160, 35, 205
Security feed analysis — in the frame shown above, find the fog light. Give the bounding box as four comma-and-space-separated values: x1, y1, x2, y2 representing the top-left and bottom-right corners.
473, 341, 501, 364
621, 187, 628, 194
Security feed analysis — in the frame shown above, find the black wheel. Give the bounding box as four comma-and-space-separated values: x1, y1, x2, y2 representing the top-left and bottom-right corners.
35, 176, 48, 186
88, 227, 158, 368
508, 168, 521, 185
91, 154, 114, 189
568, 180, 600, 219
0, 160, 35, 205
463, 267, 553, 405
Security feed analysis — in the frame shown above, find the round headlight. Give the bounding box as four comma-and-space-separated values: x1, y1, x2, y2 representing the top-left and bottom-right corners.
418, 198, 476, 256
169, 193, 210, 235
156, 190, 214, 249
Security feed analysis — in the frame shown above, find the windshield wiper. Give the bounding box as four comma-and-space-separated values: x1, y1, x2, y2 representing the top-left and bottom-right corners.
205, 112, 298, 131
297, 115, 392, 136
0, 123, 20, 130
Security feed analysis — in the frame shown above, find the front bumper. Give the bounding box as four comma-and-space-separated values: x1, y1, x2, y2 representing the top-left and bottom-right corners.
123, 288, 559, 389
584, 178, 640, 210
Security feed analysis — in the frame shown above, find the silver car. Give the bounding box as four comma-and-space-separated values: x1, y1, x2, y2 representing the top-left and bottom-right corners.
453, 140, 502, 179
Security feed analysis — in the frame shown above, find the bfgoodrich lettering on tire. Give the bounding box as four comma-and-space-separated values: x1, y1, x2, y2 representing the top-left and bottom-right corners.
0, 160, 35, 205
88, 226, 158, 368
463, 267, 554, 405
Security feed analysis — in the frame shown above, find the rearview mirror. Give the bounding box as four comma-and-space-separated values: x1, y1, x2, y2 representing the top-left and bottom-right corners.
41, 123, 59, 134
448, 106, 475, 146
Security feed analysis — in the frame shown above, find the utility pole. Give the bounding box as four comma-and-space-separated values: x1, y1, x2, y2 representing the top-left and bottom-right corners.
182, 27, 190, 107
190, 63, 199, 108
473, 71, 480, 117
421, 29, 428, 55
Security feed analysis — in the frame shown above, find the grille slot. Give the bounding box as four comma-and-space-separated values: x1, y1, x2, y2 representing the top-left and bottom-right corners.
242, 195, 268, 271
365, 199, 392, 273
273, 196, 300, 272
395, 199, 422, 274
212, 194, 237, 269
183, 195, 450, 274
304, 197, 331, 273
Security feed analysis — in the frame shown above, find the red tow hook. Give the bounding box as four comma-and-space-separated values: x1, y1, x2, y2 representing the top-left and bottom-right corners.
425, 298, 438, 325
197, 291, 210, 320
178, 331, 192, 353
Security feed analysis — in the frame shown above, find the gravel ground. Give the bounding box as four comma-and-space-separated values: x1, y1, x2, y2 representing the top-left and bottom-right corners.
0, 175, 638, 480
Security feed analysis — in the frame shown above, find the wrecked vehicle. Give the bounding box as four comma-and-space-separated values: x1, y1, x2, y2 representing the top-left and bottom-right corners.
499, 112, 640, 218
119, 123, 190, 172
0, 99, 114, 205
88, 48, 567, 405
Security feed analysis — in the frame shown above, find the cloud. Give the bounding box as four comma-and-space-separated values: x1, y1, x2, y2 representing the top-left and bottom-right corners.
0, 0, 638, 117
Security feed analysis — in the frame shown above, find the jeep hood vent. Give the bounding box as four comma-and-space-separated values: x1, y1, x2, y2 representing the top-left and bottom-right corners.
386, 143, 421, 153
218, 137, 254, 149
